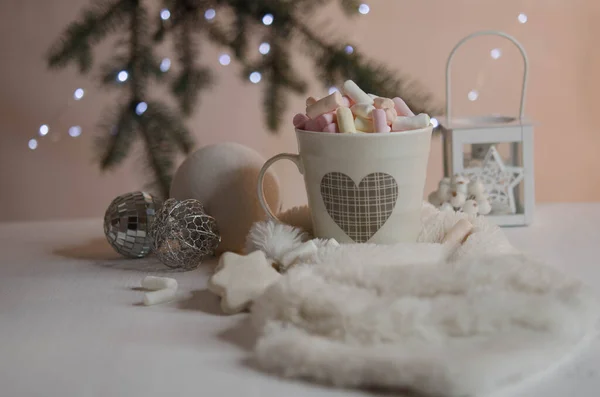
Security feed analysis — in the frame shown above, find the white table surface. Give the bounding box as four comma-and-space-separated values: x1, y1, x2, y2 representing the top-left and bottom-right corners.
1, 203, 599, 397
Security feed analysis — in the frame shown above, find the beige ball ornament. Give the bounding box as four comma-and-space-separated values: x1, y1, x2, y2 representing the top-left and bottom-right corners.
170, 143, 281, 253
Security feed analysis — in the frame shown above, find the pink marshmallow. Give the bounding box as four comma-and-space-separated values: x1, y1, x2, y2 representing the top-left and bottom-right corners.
372, 109, 389, 133
392, 97, 415, 117
341, 96, 352, 107
304, 119, 321, 132
314, 112, 336, 130
322, 122, 339, 133
293, 113, 310, 129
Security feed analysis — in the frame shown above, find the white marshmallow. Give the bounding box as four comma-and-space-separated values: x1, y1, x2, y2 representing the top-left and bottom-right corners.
450, 191, 466, 208
391, 113, 430, 132
477, 197, 492, 215
452, 175, 469, 195
141, 276, 178, 291
428, 191, 443, 207
343, 80, 374, 105
438, 178, 452, 202
468, 180, 486, 196
440, 202, 454, 212
351, 104, 375, 119
442, 219, 473, 251
143, 288, 177, 306
461, 200, 479, 216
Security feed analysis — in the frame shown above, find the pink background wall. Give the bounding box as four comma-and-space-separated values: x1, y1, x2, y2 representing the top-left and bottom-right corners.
1, 0, 599, 222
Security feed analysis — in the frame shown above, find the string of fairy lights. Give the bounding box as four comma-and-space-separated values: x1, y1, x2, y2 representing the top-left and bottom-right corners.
29, 5, 527, 150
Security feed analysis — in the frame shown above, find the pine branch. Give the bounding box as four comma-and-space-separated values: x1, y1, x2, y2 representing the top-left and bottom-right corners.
171, 10, 213, 115
97, 103, 137, 169
138, 118, 175, 197
47, 0, 132, 73
143, 101, 194, 154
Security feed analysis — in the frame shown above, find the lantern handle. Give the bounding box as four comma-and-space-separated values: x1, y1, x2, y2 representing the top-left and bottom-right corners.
446, 30, 528, 121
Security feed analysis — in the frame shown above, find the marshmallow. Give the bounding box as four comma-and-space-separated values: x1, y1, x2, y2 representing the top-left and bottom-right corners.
293, 113, 310, 129
450, 190, 466, 208
341, 96, 352, 107
438, 178, 452, 201
322, 122, 339, 133
304, 118, 321, 132
351, 103, 375, 119
315, 112, 336, 130
368, 93, 378, 99
468, 180, 486, 196
442, 219, 473, 251
477, 197, 492, 215
306, 97, 317, 106
372, 108, 389, 133
428, 190, 443, 207
143, 288, 177, 306
336, 106, 357, 133
440, 202, 454, 212
141, 276, 178, 291
391, 113, 430, 132
306, 91, 344, 119
452, 175, 469, 194
392, 97, 415, 117
373, 97, 395, 110
354, 116, 373, 132
342, 80, 374, 105
385, 107, 397, 125
461, 200, 479, 216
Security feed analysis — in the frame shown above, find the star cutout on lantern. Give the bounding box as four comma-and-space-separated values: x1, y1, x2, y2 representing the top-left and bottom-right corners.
463, 145, 524, 214
208, 250, 281, 314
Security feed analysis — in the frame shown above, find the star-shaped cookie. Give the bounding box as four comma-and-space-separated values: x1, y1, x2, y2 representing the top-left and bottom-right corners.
208, 250, 281, 314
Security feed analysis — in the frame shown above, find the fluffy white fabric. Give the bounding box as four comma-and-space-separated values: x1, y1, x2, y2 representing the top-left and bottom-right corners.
249, 204, 600, 396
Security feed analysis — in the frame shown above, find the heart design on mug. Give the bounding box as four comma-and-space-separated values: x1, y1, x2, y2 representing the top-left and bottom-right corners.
320, 172, 398, 243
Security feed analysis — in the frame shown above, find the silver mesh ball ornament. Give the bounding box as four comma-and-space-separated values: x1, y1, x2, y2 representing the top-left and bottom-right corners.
150, 198, 221, 270
103, 191, 162, 258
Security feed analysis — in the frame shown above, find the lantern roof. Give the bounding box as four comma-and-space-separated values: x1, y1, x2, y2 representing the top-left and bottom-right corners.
436, 115, 534, 130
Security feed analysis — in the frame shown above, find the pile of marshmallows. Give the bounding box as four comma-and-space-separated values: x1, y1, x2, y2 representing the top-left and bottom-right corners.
293, 80, 431, 134
428, 176, 492, 216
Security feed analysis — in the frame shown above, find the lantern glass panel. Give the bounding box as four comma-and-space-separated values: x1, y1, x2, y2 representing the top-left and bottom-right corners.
462, 141, 525, 216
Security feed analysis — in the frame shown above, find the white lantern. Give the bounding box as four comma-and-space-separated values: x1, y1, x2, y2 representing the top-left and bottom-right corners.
437, 31, 534, 226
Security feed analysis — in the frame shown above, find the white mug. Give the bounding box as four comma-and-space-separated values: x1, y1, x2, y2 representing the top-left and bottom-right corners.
257, 126, 432, 244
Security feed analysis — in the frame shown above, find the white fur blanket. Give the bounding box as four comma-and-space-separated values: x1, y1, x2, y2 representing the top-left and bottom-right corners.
247, 204, 599, 396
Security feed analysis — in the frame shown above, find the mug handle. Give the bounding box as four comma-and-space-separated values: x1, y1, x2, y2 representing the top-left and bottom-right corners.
257, 153, 304, 222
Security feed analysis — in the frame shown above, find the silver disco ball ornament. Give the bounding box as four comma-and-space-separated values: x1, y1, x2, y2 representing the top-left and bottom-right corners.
150, 198, 221, 270
103, 191, 162, 258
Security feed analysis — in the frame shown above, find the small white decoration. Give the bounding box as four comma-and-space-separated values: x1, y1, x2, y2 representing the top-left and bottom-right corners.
428, 175, 492, 216
208, 251, 281, 314
463, 145, 524, 214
